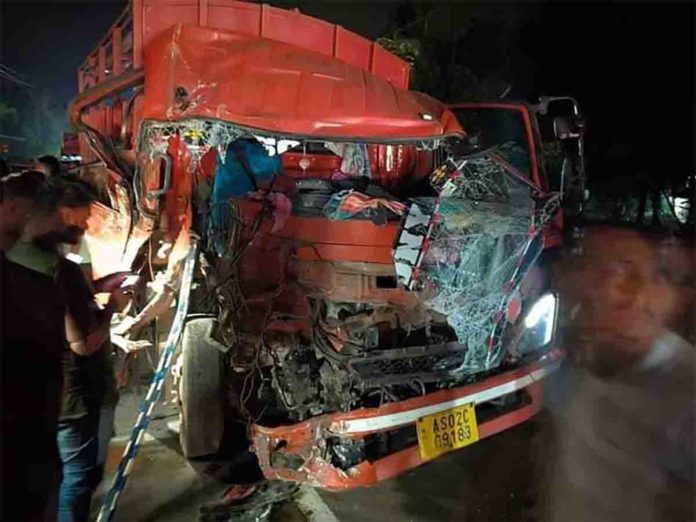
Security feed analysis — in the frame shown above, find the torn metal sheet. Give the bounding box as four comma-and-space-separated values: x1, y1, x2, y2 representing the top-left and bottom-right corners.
142, 25, 463, 140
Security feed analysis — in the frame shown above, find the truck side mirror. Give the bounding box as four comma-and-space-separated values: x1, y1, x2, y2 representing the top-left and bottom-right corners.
553, 115, 586, 140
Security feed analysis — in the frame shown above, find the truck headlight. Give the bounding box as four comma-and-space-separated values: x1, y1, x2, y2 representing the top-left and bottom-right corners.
524, 293, 557, 347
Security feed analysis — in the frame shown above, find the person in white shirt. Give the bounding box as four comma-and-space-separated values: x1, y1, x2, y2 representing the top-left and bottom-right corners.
547, 226, 694, 521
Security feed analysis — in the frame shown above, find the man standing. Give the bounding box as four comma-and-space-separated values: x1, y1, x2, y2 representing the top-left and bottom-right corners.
5, 178, 129, 521
547, 227, 695, 521
1, 175, 64, 521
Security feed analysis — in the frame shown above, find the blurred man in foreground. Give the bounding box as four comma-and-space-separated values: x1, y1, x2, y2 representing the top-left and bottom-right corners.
548, 226, 695, 521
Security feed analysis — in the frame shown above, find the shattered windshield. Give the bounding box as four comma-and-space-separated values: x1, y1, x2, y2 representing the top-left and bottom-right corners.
452, 108, 532, 177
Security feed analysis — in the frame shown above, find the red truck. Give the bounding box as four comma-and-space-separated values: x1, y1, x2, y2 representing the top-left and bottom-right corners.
70, 0, 585, 490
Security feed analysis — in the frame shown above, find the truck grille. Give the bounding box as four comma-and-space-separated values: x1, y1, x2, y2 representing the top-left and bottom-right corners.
346, 342, 470, 389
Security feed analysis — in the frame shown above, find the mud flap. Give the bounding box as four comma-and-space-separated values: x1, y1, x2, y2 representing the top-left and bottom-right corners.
179, 317, 226, 458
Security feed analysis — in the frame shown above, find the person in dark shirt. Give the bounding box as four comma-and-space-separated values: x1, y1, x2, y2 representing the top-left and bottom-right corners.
55, 257, 128, 522
1, 176, 65, 521
4, 178, 129, 521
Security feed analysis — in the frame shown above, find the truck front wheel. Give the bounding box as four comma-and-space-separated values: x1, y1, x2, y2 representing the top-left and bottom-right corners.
178, 317, 263, 484
178, 317, 226, 460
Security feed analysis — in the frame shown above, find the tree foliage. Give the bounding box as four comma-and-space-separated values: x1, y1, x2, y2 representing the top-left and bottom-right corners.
0, 102, 19, 126
378, 2, 519, 102
0, 87, 64, 158
378, 2, 693, 234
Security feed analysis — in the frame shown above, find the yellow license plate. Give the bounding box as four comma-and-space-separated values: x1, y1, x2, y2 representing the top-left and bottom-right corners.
417, 403, 479, 461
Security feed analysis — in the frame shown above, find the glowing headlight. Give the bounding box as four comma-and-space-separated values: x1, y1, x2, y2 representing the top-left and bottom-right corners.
524, 293, 557, 347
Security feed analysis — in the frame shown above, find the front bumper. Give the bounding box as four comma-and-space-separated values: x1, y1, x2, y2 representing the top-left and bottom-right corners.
251, 349, 562, 490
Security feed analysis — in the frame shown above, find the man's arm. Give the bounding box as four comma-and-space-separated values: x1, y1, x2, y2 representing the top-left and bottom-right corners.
65, 288, 130, 356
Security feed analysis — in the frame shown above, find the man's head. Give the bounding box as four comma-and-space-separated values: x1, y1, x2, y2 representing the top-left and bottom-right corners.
26, 177, 96, 249
0, 170, 46, 251
34, 155, 61, 177
555, 226, 686, 374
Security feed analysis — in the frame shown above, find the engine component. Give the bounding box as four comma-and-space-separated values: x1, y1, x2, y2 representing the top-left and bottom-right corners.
270, 343, 322, 421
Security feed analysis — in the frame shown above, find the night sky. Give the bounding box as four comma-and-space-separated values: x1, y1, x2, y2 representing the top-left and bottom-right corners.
1, 1, 694, 180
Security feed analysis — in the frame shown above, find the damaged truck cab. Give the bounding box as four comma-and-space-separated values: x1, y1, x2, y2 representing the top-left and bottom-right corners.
70, 0, 585, 490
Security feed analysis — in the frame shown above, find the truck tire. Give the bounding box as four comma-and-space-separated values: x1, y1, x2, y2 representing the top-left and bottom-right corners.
179, 317, 226, 459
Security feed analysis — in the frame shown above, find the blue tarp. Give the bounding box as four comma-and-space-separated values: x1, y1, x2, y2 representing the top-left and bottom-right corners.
209, 139, 281, 254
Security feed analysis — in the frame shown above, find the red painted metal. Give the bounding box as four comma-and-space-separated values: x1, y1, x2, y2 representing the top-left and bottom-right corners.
234, 200, 399, 264
275, 217, 398, 247
141, 25, 460, 139
112, 27, 123, 77
251, 355, 557, 490
98, 46, 107, 83
282, 145, 430, 185
78, 0, 410, 95
295, 244, 394, 264
133, 0, 144, 69
61, 133, 80, 156
293, 260, 420, 307
198, 0, 208, 26
72, 1, 465, 166
70, 71, 144, 126
276, 215, 397, 263
369, 144, 429, 189
162, 134, 194, 242
281, 153, 341, 178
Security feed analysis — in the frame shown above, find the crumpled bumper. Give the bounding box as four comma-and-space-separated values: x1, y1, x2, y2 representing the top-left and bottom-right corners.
250, 349, 562, 490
